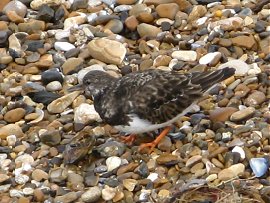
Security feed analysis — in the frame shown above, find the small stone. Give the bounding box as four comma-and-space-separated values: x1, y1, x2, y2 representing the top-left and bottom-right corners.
104, 19, 123, 34
37, 4, 55, 22
74, 103, 102, 124
102, 185, 117, 201
88, 38, 126, 65
186, 155, 202, 167
156, 3, 179, 20
0, 124, 24, 139
230, 107, 255, 122
49, 167, 68, 183
55, 42, 75, 52
18, 20, 46, 34
54, 192, 78, 203
123, 179, 138, 191
106, 156, 122, 171
218, 60, 250, 76
4, 108, 26, 123
0, 174, 10, 183
30, 0, 62, 10
137, 23, 162, 38
15, 154, 34, 165
81, 186, 102, 203
199, 52, 222, 66
6, 11, 24, 23
125, 15, 139, 31
231, 35, 256, 49
41, 70, 63, 85
245, 91, 266, 107
32, 169, 49, 181
249, 158, 269, 177
39, 130, 61, 146
188, 5, 207, 21
15, 174, 29, 185
171, 50, 197, 62
62, 57, 84, 75
3, 0, 28, 17
47, 91, 81, 114
26, 52, 40, 63
209, 17, 243, 30
218, 163, 245, 181
46, 81, 62, 92
156, 154, 179, 165
209, 107, 238, 122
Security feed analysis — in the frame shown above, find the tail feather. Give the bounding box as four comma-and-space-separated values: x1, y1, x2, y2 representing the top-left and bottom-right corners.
191, 67, 235, 91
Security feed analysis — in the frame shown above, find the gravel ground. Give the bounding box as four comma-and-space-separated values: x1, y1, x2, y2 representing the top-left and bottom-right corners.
0, 0, 270, 202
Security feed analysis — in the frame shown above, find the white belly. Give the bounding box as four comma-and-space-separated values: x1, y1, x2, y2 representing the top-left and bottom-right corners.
115, 103, 198, 134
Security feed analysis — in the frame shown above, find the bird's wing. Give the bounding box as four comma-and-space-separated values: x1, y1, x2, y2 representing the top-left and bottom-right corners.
130, 67, 235, 124
130, 70, 203, 124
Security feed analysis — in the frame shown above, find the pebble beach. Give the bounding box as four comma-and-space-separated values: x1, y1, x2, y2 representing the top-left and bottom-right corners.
0, 0, 270, 202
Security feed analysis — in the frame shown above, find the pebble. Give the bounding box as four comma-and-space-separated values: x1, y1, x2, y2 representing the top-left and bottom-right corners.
47, 91, 81, 114
210, 107, 238, 122
0, 124, 24, 139
88, 38, 126, 65
137, 23, 162, 37
218, 163, 245, 181
219, 60, 250, 76
171, 50, 197, 62
245, 91, 266, 107
4, 108, 26, 123
230, 107, 255, 122
123, 179, 138, 191
74, 103, 101, 124
102, 185, 117, 201
106, 156, 122, 171
54, 42, 76, 52
81, 186, 102, 203
249, 158, 269, 177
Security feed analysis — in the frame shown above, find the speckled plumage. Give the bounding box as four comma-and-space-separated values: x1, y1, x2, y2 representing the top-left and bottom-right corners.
82, 68, 235, 134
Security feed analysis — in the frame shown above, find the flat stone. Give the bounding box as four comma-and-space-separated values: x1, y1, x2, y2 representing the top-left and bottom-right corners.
3, 0, 27, 17
137, 23, 162, 37
0, 124, 24, 139
199, 52, 222, 66
30, 0, 62, 10
87, 38, 126, 65
62, 57, 84, 75
54, 42, 75, 52
245, 91, 266, 107
171, 50, 197, 61
156, 3, 179, 20
218, 60, 250, 76
209, 107, 238, 122
47, 91, 81, 114
231, 35, 256, 49
4, 108, 26, 123
209, 16, 243, 30
230, 107, 255, 122
188, 5, 207, 21
218, 163, 245, 181
81, 186, 102, 203
18, 20, 46, 34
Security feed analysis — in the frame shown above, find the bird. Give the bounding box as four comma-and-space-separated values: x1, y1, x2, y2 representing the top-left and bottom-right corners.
71, 67, 235, 153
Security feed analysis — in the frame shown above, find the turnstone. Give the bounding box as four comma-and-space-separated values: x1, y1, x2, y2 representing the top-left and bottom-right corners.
72, 67, 235, 152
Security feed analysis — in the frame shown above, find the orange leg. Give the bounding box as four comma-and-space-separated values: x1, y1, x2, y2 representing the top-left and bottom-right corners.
138, 126, 172, 153
120, 134, 137, 145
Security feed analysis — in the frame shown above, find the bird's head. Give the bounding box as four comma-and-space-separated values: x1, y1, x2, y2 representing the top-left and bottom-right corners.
68, 70, 116, 98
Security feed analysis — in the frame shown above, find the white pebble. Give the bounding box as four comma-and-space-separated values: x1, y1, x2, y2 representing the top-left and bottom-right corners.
6, 135, 17, 147
106, 156, 121, 172
74, 103, 102, 124
172, 50, 197, 62
232, 146, 245, 160
199, 52, 221, 65
147, 173, 158, 182
54, 42, 75, 51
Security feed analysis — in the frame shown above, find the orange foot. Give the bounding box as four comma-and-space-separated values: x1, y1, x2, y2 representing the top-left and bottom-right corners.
120, 134, 137, 145
138, 126, 172, 154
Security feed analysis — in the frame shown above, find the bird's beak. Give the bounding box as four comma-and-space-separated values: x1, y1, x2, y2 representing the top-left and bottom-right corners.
67, 84, 84, 92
